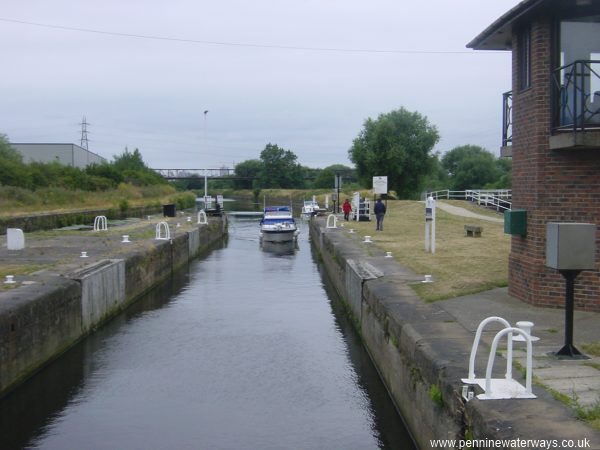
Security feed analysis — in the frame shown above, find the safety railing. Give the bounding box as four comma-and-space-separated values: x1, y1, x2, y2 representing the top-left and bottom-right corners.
428, 189, 512, 212
553, 60, 600, 132
502, 90, 513, 147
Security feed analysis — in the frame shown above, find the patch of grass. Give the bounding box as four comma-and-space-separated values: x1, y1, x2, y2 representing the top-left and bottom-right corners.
0, 264, 51, 282
536, 380, 600, 432
584, 362, 600, 371
429, 385, 443, 407
581, 342, 600, 357
348, 200, 510, 301
0, 184, 178, 217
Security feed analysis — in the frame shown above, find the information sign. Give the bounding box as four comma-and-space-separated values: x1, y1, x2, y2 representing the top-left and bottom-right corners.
373, 176, 388, 195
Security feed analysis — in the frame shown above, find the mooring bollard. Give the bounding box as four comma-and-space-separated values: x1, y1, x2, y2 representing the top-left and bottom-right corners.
121, 235, 130, 243
363, 235, 372, 243
4, 275, 15, 284
80, 251, 88, 258
422, 274, 433, 283
385, 251, 393, 258
513, 321, 539, 342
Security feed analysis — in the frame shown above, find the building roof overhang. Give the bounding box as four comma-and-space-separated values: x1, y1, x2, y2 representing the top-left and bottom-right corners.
467, 0, 600, 51
467, 0, 546, 50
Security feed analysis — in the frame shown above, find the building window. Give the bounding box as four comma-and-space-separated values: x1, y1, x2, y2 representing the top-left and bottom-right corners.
555, 16, 600, 128
519, 26, 532, 90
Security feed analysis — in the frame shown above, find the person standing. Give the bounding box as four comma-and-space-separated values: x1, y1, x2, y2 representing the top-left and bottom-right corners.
374, 198, 386, 231
342, 199, 352, 221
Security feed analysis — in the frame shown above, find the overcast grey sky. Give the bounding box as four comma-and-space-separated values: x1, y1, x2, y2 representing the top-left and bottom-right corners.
0, 0, 519, 169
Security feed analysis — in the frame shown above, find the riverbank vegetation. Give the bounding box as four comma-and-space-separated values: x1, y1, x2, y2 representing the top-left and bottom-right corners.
345, 200, 510, 301
1, 102, 512, 217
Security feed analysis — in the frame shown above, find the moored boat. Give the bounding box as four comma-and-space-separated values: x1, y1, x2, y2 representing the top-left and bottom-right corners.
259, 206, 299, 243
301, 196, 326, 219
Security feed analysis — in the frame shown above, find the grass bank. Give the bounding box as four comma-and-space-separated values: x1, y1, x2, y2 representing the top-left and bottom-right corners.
344, 200, 510, 301
0, 184, 196, 217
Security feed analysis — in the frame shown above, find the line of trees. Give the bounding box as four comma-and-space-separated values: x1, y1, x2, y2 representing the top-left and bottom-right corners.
175, 143, 356, 192
2, 106, 512, 199
348, 107, 511, 198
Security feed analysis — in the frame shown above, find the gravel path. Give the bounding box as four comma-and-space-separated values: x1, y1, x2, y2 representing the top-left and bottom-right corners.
435, 201, 504, 223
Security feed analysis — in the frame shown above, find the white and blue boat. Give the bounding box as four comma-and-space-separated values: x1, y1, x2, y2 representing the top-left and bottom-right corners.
259, 206, 299, 243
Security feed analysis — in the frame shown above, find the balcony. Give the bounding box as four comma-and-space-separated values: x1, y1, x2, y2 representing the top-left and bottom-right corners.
551, 60, 600, 150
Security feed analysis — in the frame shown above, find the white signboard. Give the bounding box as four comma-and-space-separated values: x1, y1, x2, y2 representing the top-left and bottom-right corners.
373, 176, 388, 195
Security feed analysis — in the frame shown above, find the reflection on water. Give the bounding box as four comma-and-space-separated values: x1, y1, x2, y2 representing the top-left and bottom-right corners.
260, 239, 298, 256
0, 214, 415, 450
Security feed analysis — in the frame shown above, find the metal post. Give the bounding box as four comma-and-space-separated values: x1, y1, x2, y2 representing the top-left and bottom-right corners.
555, 270, 587, 358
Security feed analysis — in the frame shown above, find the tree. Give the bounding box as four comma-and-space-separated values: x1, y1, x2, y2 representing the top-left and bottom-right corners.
441, 145, 500, 190
234, 159, 263, 189
0, 134, 22, 163
313, 164, 353, 189
112, 147, 165, 186
258, 143, 304, 189
348, 107, 439, 198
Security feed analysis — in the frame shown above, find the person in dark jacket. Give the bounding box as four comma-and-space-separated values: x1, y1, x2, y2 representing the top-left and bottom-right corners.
374, 198, 386, 231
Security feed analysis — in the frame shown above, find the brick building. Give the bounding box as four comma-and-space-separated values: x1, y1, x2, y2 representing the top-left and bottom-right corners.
469, 0, 600, 310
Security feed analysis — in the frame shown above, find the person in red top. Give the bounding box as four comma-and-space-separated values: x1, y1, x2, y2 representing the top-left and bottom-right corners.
342, 199, 352, 221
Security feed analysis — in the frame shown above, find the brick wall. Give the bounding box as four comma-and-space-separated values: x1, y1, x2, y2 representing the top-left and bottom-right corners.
509, 16, 600, 311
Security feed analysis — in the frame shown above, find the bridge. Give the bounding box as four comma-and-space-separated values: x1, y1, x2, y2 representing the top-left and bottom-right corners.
152, 168, 358, 182
152, 168, 246, 180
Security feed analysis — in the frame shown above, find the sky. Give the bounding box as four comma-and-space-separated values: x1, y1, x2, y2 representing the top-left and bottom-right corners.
0, 0, 520, 170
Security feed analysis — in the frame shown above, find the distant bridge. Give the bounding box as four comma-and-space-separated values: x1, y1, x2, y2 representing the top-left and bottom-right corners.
152, 168, 357, 182
152, 168, 250, 180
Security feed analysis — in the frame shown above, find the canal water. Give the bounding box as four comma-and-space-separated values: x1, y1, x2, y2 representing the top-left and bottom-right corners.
0, 215, 415, 450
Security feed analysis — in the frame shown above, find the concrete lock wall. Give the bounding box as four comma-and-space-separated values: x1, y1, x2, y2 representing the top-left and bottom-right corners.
0, 218, 226, 397
309, 218, 600, 449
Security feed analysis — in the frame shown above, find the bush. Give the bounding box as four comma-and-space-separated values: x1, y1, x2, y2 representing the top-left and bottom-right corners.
171, 192, 196, 210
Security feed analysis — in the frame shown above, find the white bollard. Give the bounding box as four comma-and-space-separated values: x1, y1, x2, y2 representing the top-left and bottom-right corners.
4, 275, 15, 284
121, 235, 130, 243
348, 229, 355, 234
423, 274, 433, 283
513, 321, 539, 342
363, 235, 372, 243
80, 251, 88, 258
385, 251, 393, 258
187, 217, 192, 222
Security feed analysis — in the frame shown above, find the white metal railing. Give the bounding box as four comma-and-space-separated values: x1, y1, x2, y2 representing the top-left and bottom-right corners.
428, 189, 512, 212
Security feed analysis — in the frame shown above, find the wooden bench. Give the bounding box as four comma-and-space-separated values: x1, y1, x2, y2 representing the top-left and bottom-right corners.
464, 225, 483, 237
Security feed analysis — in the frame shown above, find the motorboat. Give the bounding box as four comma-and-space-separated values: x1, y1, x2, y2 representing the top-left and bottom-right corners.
301, 196, 326, 219
259, 206, 299, 243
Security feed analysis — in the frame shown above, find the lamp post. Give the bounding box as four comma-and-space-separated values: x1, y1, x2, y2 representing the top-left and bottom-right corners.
203, 110, 209, 201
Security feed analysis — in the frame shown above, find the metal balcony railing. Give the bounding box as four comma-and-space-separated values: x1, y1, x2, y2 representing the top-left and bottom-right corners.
553, 60, 600, 132
502, 90, 513, 147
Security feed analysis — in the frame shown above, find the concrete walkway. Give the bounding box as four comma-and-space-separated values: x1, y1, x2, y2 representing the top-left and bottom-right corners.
436, 201, 504, 223
433, 201, 600, 409
438, 287, 600, 409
